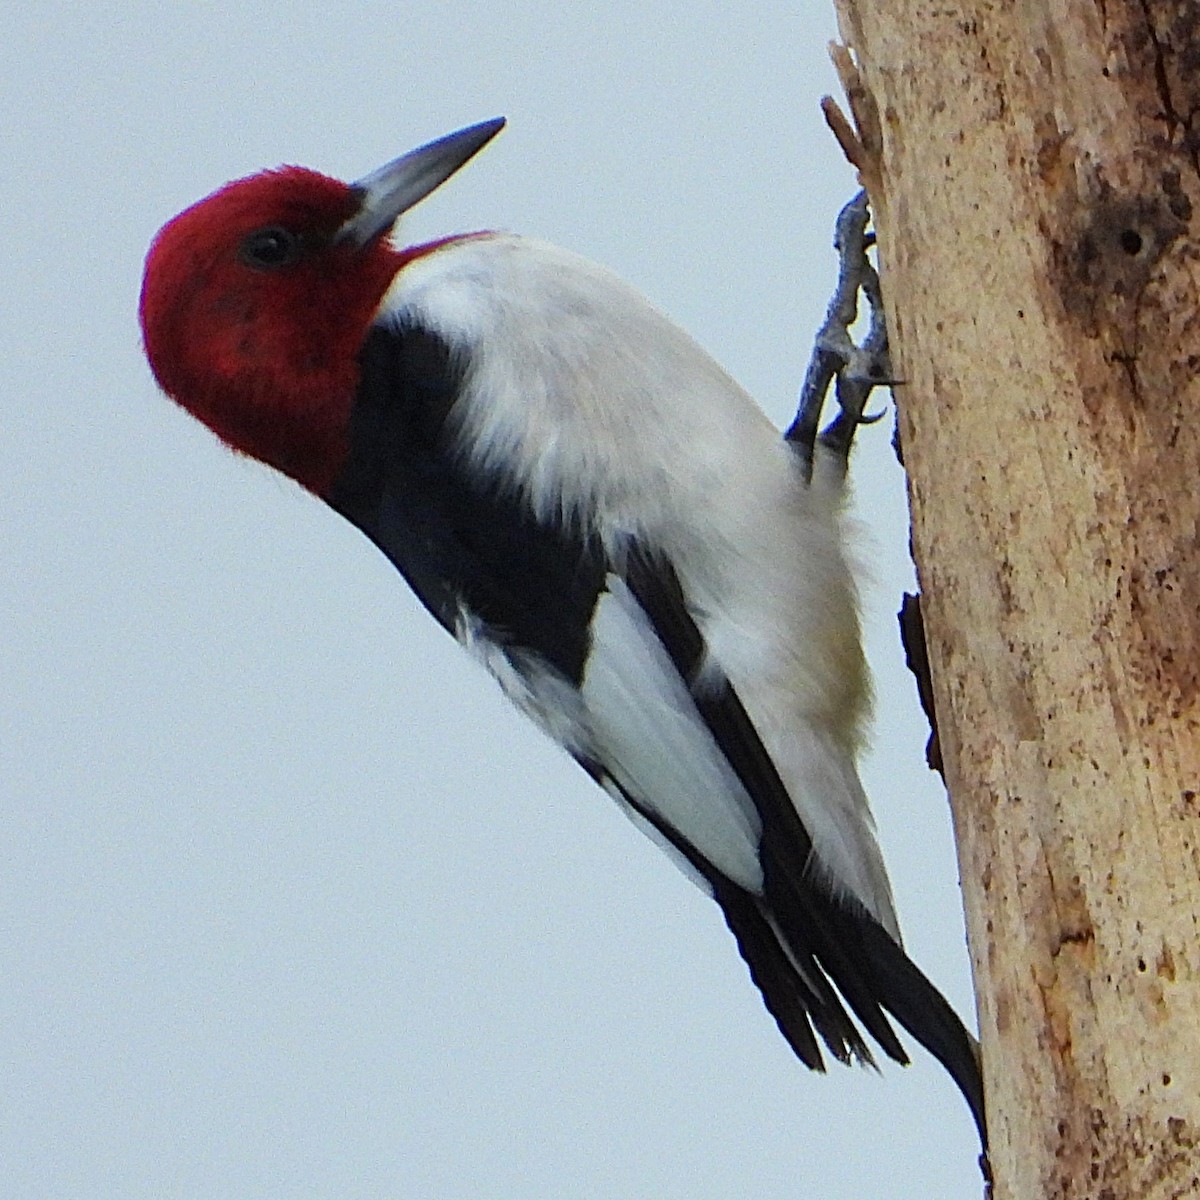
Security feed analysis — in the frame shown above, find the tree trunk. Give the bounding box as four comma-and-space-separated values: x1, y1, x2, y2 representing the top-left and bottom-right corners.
827, 2, 1200, 1196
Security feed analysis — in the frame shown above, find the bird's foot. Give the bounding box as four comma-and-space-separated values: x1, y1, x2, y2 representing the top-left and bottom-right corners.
786, 190, 893, 479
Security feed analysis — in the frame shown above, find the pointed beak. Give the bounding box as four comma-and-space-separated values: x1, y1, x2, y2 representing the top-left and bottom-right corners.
337, 116, 506, 247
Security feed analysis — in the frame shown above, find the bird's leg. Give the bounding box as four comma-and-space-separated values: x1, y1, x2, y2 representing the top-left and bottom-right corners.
818, 225, 891, 464
786, 190, 893, 483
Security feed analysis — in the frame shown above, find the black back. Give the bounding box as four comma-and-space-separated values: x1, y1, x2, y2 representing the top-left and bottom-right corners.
328, 321, 607, 684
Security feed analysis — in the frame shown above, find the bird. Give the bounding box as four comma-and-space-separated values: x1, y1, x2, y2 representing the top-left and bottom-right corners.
139, 117, 986, 1146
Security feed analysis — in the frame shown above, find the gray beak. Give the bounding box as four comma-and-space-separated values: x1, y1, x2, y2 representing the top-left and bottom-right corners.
338, 116, 506, 246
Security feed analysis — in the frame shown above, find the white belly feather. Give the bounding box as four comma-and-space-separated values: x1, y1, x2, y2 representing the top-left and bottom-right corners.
387, 234, 899, 937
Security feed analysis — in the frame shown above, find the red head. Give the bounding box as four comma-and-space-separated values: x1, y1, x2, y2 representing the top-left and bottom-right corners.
139, 118, 505, 495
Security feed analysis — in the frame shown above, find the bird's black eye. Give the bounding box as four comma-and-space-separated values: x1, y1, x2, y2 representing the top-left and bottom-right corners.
239, 226, 303, 271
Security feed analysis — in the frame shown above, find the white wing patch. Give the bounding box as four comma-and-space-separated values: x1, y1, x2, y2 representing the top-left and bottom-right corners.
582, 575, 764, 893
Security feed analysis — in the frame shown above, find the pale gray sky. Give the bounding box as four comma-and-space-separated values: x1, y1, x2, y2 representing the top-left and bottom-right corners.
3, 4, 982, 1197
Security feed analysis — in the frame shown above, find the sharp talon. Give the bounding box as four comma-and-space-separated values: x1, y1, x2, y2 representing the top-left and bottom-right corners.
785, 189, 893, 480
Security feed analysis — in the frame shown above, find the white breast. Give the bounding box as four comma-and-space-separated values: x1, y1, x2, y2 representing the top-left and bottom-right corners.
383, 234, 899, 935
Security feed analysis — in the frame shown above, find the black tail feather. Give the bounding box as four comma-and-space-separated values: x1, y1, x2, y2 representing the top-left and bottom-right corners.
612, 545, 986, 1145
716, 865, 987, 1149
855, 913, 987, 1145
767, 861, 912, 1068
715, 878, 874, 1070
716, 882, 825, 1069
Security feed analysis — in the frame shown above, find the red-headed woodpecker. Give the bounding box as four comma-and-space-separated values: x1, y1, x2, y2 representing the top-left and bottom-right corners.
139, 118, 985, 1146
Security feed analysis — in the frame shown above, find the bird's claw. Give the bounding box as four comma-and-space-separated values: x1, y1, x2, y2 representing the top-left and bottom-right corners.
786, 190, 893, 478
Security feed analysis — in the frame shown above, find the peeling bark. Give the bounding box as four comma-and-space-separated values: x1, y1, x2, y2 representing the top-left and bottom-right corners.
829, 0, 1200, 1195
899, 592, 944, 774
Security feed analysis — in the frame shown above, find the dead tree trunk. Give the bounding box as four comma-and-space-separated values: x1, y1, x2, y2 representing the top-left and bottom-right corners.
828, 1, 1200, 1196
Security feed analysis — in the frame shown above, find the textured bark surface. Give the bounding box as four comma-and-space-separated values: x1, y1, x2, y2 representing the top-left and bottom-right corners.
828, 1, 1200, 1196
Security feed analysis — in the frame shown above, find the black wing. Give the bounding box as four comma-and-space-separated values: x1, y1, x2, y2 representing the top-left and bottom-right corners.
621, 546, 985, 1142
